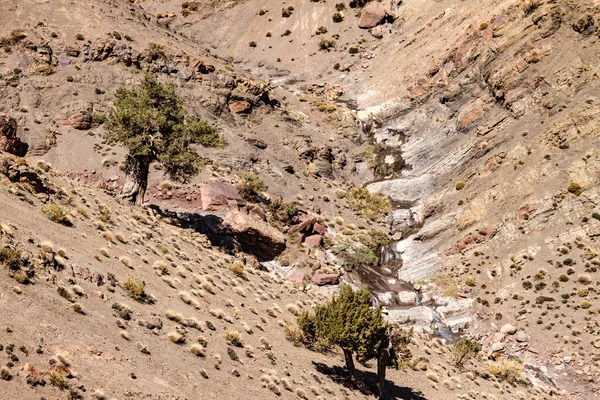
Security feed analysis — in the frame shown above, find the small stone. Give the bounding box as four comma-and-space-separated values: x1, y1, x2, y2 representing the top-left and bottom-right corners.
491, 342, 505, 352
500, 324, 517, 335
515, 330, 530, 343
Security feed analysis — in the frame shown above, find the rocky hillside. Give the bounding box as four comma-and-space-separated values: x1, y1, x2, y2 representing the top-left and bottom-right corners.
1, 0, 600, 398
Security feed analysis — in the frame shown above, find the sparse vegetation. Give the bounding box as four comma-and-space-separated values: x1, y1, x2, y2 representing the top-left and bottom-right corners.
42, 204, 71, 225
451, 338, 481, 369
236, 173, 267, 202
346, 187, 391, 221
487, 357, 524, 384
318, 37, 336, 51
123, 275, 146, 301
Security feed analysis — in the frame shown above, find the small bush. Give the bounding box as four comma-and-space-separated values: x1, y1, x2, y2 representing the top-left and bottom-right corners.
283, 325, 303, 346
316, 26, 328, 35
335, 2, 345, 11
0, 247, 22, 271
236, 173, 267, 202
451, 338, 481, 369
346, 187, 391, 221
487, 357, 524, 384
348, 47, 359, 54
568, 182, 582, 196
228, 262, 245, 277
318, 37, 336, 51
332, 12, 343, 23
249, 41, 257, 48
123, 275, 146, 300
281, 8, 292, 17
455, 181, 465, 190
465, 277, 476, 287
225, 330, 243, 347
42, 204, 70, 225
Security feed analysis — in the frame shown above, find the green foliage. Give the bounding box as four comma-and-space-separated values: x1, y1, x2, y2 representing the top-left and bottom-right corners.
354, 229, 390, 252
123, 275, 146, 301
346, 187, 391, 221
236, 172, 267, 202
105, 74, 226, 183
332, 12, 343, 22
567, 181, 582, 196
344, 245, 378, 269
451, 338, 481, 369
42, 204, 70, 225
318, 37, 336, 51
268, 196, 298, 224
298, 285, 411, 367
315, 26, 328, 35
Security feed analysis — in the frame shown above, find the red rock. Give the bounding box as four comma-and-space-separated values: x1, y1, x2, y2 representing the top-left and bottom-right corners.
69, 112, 92, 130
311, 262, 321, 271
313, 221, 327, 235
311, 273, 339, 286
288, 216, 317, 235
249, 206, 267, 221
224, 208, 286, 260
304, 234, 323, 248
24, 363, 44, 386
200, 181, 245, 211
358, 2, 387, 29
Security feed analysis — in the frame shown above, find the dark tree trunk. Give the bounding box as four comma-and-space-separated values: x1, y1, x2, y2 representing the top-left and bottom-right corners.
120, 155, 151, 206
343, 348, 366, 391
377, 349, 389, 399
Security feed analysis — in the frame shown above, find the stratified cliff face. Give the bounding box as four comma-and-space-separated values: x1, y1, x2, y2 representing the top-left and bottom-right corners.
360, 0, 600, 281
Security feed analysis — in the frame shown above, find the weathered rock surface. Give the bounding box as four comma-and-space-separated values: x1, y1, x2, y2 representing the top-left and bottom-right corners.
311, 273, 339, 286
200, 181, 245, 211
358, 3, 387, 29
0, 116, 28, 156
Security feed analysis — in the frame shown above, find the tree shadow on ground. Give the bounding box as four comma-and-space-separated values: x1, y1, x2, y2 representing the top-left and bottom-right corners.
312, 362, 428, 400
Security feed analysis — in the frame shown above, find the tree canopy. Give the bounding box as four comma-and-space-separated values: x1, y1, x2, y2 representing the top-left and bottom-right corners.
298, 285, 412, 397
105, 74, 227, 204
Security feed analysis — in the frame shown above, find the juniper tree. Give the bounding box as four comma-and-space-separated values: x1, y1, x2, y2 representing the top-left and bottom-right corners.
105, 74, 226, 205
298, 285, 412, 398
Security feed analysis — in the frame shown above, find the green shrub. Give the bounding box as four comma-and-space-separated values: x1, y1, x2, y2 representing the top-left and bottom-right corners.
123, 275, 146, 300
335, 2, 346, 11
346, 187, 391, 221
42, 204, 70, 225
236, 173, 267, 202
332, 12, 343, 23
451, 338, 481, 369
567, 182, 582, 196
316, 26, 328, 35
348, 47, 359, 54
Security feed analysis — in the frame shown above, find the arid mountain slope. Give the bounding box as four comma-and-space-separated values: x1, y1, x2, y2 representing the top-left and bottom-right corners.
2, 0, 600, 398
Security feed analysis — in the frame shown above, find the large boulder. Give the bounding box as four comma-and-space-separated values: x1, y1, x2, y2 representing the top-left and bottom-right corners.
200, 181, 245, 211
0, 116, 28, 156
358, 2, 387, 29
223, 208, 286, 260
311, 273, 339, 286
